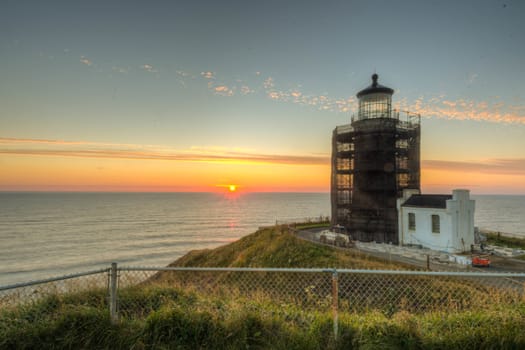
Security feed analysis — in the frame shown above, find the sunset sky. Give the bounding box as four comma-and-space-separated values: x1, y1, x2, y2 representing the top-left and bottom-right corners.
1, 0, 524, 194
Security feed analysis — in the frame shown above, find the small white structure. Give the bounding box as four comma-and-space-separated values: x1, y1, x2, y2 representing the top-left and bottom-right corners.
397, 189, 475, 253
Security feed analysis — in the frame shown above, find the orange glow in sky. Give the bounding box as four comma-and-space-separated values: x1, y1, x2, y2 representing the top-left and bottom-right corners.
2, 2, 525, 195
421, 168, 525, 195
0, 151, 331, 192
1, 149, 524, 194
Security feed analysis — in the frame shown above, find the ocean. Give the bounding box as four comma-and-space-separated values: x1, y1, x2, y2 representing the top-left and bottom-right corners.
472, 195, 525, 237
1, 192, 524, 285
0, 192, 329, 285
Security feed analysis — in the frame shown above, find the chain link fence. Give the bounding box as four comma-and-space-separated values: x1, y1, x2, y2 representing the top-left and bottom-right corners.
0, 268, 110, 319
117, 267, 525, 314
2, 265, 525, 338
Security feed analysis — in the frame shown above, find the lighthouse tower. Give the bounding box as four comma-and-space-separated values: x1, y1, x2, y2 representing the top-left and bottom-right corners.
330, 74, 420, 244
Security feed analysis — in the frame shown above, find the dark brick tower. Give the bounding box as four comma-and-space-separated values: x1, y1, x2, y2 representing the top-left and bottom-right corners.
331, 74, 420, 243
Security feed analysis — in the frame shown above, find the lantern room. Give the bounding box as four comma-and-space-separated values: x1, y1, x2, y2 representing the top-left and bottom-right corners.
356, 73, 394, 120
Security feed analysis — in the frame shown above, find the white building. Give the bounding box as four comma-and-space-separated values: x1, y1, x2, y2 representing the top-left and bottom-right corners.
397, 189, 475, 253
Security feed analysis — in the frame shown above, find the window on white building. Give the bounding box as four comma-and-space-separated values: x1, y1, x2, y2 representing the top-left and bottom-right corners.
431, 215, 440, 233
408, 213, 415, 230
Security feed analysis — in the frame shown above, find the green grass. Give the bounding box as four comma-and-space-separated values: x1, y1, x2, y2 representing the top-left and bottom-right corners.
2, 225, 525, 349
294, 221, 331, 230
2, 285, 524, 350
484, 231, 525, 250
167, 225, 411, 270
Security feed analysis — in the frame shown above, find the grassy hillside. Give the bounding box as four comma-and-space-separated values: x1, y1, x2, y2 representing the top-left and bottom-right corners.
2, 225, 525, 349
2, 285, 524, 349
169, 225, 411, 269
149, 226, 518, 316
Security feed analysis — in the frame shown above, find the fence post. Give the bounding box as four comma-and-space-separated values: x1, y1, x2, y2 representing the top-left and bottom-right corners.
332, 269, 339, 341
109, 262, 118, 324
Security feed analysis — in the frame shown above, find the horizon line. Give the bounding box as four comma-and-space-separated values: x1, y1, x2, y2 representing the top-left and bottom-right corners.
1, 190, 524, 196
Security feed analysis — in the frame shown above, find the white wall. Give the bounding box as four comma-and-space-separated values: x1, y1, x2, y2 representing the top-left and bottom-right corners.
446, 189, 475, 253
400, 207, 454, 252
398, 189, 475, 253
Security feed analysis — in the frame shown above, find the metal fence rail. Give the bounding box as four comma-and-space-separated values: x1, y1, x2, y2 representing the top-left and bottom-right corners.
0, 268, 110, 310
1, 265, 525, 339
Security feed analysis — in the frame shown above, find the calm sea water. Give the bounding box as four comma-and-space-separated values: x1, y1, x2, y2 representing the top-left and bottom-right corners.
472, 195, 525, 237
0, 192, 330, 285
1, 192, 524, 285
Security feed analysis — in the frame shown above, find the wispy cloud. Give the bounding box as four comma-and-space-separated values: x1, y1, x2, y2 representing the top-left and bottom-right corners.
1, 137, 91, 146
190, 145, 257, 154
0, 138, 328, 165
6, 139, 524, 185
141, 64, 157, 73
195, 70, 524, 123
263, 77, 274, 89
423, 158, 525, 175
200, 71, 238, 96
195, 70, 524, 124
261, 77, 356, 113
200, 71, 215, 79
213, 85, 234, 96
80, 56, 92, 66
201, 73, 356, 113
394, 95, 525, 125
44, 47, 525, 124
0, 137, 139, 148
240, 85, 254, 95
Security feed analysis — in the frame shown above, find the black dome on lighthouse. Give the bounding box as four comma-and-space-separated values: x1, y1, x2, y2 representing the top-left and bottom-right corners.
356, 74, 394, 98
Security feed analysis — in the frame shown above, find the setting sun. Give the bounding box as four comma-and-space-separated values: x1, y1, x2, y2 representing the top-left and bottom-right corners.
228, 184, 237, 192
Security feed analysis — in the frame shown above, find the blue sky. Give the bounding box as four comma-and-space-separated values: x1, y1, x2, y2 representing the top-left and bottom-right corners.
1, 0, 524, 193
